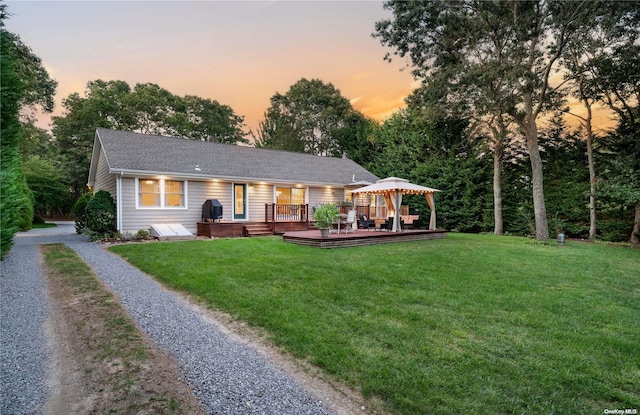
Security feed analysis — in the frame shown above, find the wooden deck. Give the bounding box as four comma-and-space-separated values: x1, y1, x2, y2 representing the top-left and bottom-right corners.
282, 228, 447, 248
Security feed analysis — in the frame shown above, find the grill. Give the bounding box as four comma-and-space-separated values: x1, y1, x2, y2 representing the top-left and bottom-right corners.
202, 199, 223, 222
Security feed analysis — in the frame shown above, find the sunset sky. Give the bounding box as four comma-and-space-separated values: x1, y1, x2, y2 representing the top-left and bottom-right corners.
6, 1, 615, 137
6, 0, 419, 135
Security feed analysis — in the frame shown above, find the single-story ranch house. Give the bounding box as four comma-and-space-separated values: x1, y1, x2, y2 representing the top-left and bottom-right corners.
87, 128, 382, 237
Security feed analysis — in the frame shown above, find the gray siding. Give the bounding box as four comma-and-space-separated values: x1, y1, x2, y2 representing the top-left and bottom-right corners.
247, 183, 273, 222
120, 178, 237, 234
308, 187, 344, 220
93, 148, 116, 198
118, 177, 347, 233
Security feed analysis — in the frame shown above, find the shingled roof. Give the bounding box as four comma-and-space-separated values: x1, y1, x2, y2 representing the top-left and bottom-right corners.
91, 128, 379, 186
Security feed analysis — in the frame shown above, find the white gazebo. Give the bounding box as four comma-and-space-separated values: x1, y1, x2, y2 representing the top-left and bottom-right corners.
351, 177, 440, 232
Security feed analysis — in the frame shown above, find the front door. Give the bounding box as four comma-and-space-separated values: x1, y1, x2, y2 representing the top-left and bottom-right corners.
234, 184, 247, 220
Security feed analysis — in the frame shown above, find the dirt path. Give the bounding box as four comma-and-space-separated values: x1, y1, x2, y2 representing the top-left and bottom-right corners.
42, 244, 208, 414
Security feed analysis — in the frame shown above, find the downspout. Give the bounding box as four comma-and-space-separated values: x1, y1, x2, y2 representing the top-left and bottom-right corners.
116, 172, 123, 232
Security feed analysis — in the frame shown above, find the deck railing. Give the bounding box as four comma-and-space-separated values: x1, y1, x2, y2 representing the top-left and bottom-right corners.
265, 204, 309, 223
265, 203, 409, 224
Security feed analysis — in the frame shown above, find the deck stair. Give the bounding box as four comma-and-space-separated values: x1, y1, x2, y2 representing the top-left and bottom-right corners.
244, 223, 274, 237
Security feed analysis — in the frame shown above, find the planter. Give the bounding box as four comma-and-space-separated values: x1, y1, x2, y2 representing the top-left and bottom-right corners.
319, 228, 330, 238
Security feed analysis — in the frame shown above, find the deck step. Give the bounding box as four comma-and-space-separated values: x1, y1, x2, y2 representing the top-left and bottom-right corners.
244, 223, 274, 237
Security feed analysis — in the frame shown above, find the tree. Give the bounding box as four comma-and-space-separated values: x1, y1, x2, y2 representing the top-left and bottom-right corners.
560, 1, 640, 239
170, 94, 247, 144
407, 81, 515, 235
253, 110, 304, 153
19, 122, 58, 160
23, 156, 72, 218
369, 108, 492, 232
1, 27, 57, 117
539, 114, 590, 237
1, 4, 57, 257
52, 79, 247, 199
374, 0, 605, 240
254, 78, 360, 157
597, 116, 640, 243
333, 111, 379, 169
1, 6, 24, 258
583, 38, 640, 243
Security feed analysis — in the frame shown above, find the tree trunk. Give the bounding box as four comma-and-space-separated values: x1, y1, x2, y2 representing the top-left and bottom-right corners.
632, 201, 640, 245
584, 103, 597, 240
493, 134, 504, 235
520, 104, 549, 241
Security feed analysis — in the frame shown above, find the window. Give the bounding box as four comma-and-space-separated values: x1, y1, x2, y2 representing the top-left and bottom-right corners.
137, 179, 186, 208
165, 180, 184, 207
276, 187, 305, 205
139, 179, 161, 207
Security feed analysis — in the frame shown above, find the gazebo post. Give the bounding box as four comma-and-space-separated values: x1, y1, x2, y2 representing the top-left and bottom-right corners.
394, 190, 401, 232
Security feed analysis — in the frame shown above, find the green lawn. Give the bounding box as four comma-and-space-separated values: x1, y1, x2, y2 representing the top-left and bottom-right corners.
110, 233, 640, 415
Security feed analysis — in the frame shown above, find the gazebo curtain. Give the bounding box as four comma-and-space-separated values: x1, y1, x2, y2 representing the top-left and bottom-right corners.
383, 193, 393, 216
426, 193, 436, 230
391, 190, 403, 232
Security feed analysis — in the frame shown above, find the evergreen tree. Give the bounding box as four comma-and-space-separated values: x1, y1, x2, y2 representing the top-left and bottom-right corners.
374, 0, 608, 240
0, 6, 24, 258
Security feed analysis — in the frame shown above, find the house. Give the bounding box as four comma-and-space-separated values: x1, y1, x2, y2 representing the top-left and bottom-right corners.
87, 128, 380, 236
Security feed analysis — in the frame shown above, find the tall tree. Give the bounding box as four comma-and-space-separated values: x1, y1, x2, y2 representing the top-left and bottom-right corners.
374, 0, 603, 240
584, 34, 640, 243
254, 78, 359, 157
23, 156, 72, 218
561, 1, 640, 240
407, 79, 514, 235
539, 114, 590, 237
369, 108, 492, 232
597, 118, 640, 243
52, 80, 247, 199
1, 7, 24, 258
1, 27, 57, 117
1, 4, 57, 257
170, 94, 247, 144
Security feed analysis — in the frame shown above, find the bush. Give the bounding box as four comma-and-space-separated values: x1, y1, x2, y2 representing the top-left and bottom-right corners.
313, 203, 340, 229
134, 229, 150, 240
597, 219, 632, 242
84, 190, 116, 240
73, 193, 93, 234
16, 174, 34, 232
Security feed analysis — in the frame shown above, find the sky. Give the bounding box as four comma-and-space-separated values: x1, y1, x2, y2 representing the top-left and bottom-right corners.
5, 0, 419, 135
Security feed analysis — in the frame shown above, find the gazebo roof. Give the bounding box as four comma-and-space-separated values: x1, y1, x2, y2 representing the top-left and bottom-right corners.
351, 177, 440, 195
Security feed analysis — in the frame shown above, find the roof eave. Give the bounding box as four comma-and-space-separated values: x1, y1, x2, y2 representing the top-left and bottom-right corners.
109, 168, 351, 187
87, 132, 104, 187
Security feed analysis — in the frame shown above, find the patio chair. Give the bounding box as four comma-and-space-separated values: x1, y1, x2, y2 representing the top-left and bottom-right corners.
343, 210, 357, 233
380, 216, 404, 231
379, 217, 393, 231
359, 214, 376, 231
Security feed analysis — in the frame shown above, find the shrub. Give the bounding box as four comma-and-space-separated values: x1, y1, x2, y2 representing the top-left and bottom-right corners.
73, 193, 93, 234
313, 203, 340, 229
134, 229, 150, 240
16, 175, 34, 232
85, 190, 116, 240
597, 219, 632, 242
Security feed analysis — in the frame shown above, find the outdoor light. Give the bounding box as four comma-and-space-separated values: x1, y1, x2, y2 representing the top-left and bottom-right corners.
557, 233, 565, 245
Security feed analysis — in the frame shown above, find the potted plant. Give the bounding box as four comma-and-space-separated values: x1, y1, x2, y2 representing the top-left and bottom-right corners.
313, 203, 340, 238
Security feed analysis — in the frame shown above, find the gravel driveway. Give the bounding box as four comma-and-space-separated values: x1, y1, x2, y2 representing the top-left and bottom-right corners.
1, 224, 334, 415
